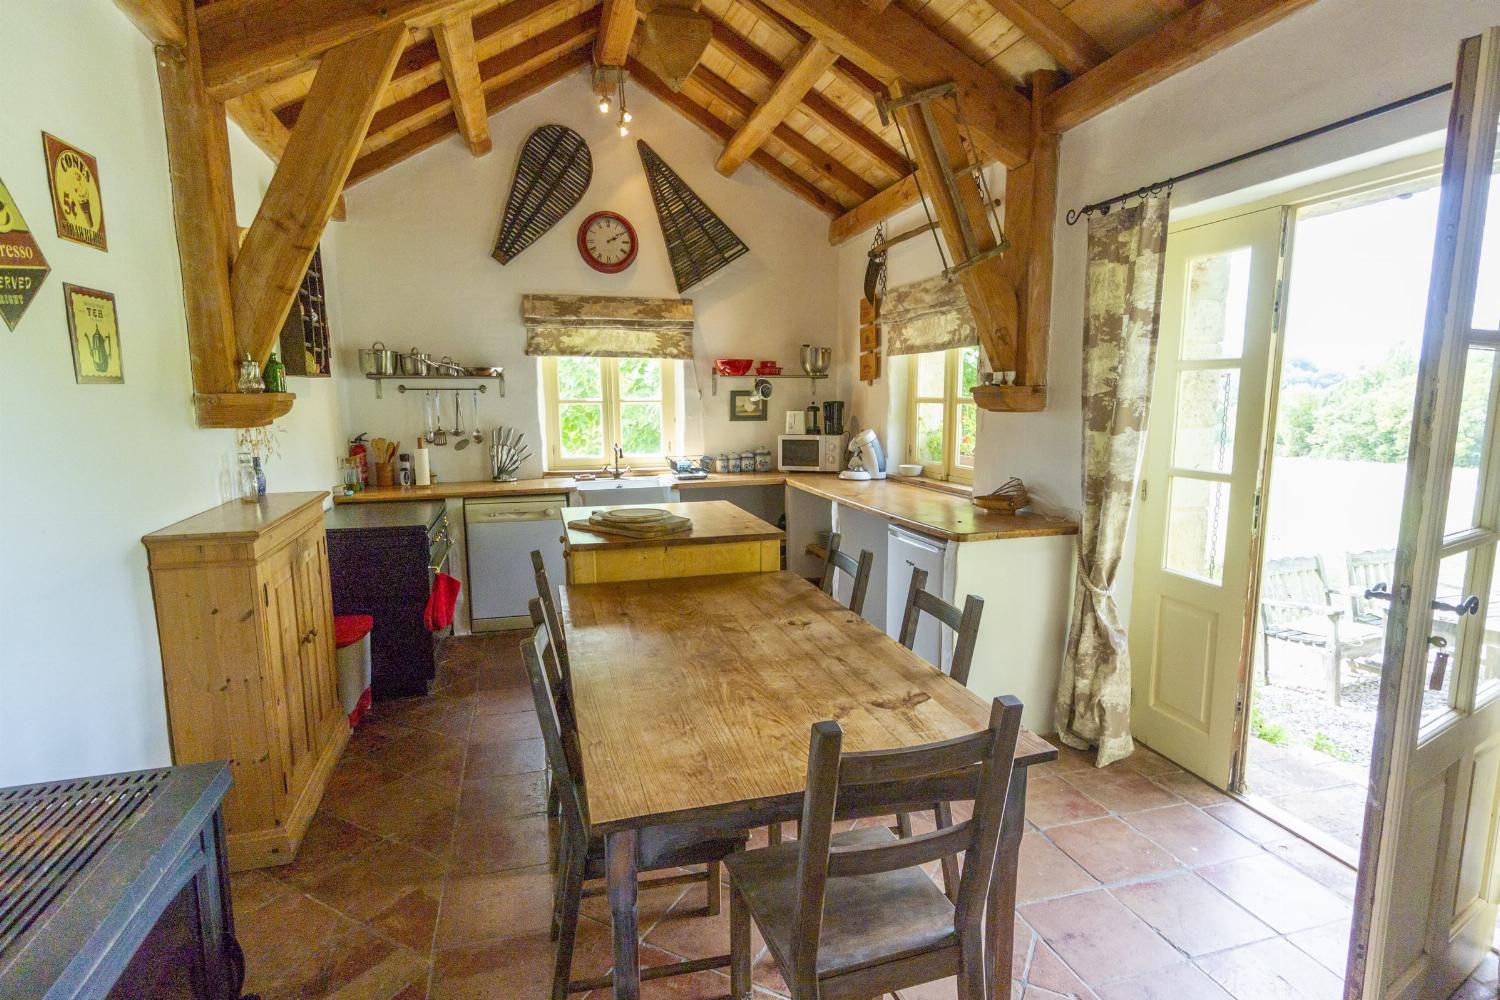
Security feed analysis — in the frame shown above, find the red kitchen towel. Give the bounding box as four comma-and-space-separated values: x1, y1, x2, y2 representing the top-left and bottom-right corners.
425, 572, 462, 631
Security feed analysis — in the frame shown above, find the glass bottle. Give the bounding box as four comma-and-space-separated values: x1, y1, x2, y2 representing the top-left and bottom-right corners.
237, 452, 258, 502
237, 355, 263, 393
263, 351, 287, 393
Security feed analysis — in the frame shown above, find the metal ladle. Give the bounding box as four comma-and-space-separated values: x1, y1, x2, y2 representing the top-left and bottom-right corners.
452, 391, 469, 450
424, 391, 436, 444
469, 390, 483, 446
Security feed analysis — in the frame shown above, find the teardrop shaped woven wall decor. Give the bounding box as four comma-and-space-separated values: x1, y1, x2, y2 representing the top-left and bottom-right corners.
637, 140, 748, 292
492, 124, 593, 265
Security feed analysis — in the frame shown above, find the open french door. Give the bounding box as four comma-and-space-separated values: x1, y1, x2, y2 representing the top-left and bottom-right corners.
1348, 29, 1500, 1000
1128, 206, 1288, 787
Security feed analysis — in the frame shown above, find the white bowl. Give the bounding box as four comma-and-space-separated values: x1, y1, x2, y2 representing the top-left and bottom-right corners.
897, 464, 922, 477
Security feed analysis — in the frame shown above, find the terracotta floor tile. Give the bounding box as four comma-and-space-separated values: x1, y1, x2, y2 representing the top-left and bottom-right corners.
1264, 838, 1358, 900
1026, 774, 1110, 828
1195, 937, 1343, 1000
1060, 768, 1183, 814
1017, 830, 1099, 903
1020, 889, 1181, 986
1286, 918, 1352, 976
470, 708, 543, 744
430, 930, 600, 1000
464, 736, 546, 780
1095, 963, 1234, 999
229, 868, 291, 923
302, 838, 447, 952
1109, 873, 1274, 956
1203, 800, 1293, 843
1046, 818, 1178, 885
1025, 940, 1097, 997
455, 769, 548, 823
1119, 748, 1183, 778
379, 694, 476, 741
1123, 804, 1260, 867
448, 812, 552, 874
1038, 738, 1097, 774
641, 878, 754, 961
1149, 770, 1230, 806
435, 864, 555, 949
1198, 855, 1350, 934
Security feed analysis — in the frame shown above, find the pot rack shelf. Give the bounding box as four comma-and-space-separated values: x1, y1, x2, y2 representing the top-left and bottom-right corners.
366, 372, 505, 399
710, 372, 828, 396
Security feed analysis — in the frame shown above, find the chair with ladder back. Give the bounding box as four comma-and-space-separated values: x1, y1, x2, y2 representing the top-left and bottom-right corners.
819, 531, 875, 616
726, 696, 1024, 1000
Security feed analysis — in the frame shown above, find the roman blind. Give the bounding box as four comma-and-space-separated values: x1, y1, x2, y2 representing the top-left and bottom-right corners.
522, 294, 695, 360
880, 274, 978, 357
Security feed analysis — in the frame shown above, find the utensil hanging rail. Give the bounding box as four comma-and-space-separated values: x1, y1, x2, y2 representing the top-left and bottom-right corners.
366, 372, 505, 399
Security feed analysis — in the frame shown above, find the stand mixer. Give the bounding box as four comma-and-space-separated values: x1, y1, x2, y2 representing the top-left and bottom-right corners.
839, 428, 887, 480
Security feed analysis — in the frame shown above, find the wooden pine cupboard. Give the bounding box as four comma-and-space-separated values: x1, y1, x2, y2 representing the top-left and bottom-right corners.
143, 492, 348, 871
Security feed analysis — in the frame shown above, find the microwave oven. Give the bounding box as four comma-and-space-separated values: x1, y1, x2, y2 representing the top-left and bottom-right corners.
778, 434, 845, 472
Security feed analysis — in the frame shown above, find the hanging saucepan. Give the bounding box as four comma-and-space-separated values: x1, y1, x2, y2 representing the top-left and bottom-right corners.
399, 347, 428, 376
360, 340, 398, 376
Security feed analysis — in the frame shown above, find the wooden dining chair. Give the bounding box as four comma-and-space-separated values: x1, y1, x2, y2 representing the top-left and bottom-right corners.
819, 531, 875, 616
531, 549, 569, 670
726, 696, 1023, 1000
898, 565, 984, 686
521, 623, 747, 1000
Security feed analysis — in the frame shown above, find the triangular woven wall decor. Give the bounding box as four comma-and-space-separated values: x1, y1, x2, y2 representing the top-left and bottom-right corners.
492, 125, 593, 265
637, 140, 748, 292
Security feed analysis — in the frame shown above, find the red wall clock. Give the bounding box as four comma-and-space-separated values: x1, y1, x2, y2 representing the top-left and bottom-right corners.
577, 211, 638, 273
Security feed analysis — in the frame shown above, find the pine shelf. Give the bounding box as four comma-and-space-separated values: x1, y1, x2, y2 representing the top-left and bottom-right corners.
193, 392, 297, 429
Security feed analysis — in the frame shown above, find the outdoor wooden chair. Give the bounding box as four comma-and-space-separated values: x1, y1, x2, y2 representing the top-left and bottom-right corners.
1259, 555, 1382, 705
521, 622, 745, 1000
1346, 548, 1397, 627
726, 696, 1024, 1000
819, 531, 875, 616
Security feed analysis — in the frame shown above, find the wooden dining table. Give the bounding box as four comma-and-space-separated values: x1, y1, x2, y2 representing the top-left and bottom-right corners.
561, 569, 1057, 999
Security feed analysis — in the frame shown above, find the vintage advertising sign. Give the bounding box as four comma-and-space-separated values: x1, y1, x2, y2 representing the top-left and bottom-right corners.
43, 133, 107, 250
0, 177, 51, 331
63, 284, 123, 384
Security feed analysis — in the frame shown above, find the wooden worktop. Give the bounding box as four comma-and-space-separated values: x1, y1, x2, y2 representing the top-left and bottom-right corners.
334, 471, 1077, 543
562, 500, 783, 551
143, 491, 329, 545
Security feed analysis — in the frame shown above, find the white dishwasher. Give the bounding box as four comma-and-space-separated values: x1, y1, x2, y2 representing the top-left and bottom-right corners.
465, 495, 568, 631
886, 526, 952, 671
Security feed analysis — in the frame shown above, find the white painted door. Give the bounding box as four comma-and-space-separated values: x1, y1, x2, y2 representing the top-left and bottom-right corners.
1128, 206, 1288, 787
1350, 29, 1500, 1000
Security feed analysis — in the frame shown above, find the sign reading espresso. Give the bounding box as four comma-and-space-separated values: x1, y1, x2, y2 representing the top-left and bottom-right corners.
0, 176, 51, 331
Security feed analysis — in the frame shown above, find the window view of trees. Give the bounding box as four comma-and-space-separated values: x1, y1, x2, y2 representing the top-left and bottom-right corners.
550, 356, 675, 465
910, 345, 979, 482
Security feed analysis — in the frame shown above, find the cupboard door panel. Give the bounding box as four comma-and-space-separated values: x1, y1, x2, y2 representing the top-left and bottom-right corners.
262, 547, 315, 806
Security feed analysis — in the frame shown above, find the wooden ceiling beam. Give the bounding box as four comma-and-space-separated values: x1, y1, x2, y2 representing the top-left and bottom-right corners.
705, 17, 909, 180
347, 48, 589, 186
716, 37, 837, 176
595, 0, 638, 65
434, 15, 493, 155
630, 58, 841, 216
758, 0, 1032, 166
1045, 0, 1317, 131
233, 25, 406, 364
693, 67, 874, 201
827, 172, 918, 245
226, 91, 291, 160
735, 0, 881, 97
196, 0, 471, 98
112, 0, 186, 47
982, 0, 1107, 77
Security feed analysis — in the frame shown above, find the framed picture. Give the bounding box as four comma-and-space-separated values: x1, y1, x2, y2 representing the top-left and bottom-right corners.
43, 134, 107, 251
0, 175, 51, 331
729, 390, 766, 421
63, 284, 123, 384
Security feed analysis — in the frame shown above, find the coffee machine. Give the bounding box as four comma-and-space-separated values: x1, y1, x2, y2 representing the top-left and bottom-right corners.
822, 401, 845, 435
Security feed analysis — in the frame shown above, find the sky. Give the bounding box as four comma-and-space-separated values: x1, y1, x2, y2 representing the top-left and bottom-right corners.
1282, 180, 1500, 376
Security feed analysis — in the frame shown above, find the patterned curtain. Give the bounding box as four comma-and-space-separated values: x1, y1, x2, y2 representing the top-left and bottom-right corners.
1055, 191, 1172, 767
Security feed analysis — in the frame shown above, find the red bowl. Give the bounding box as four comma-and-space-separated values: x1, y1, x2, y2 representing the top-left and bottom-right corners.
714, 358, 753, 376
755, 362, 783, 375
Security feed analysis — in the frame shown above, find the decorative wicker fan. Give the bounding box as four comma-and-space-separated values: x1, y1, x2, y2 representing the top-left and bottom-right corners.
638, 140, 748, 292
492, 125, 593, 265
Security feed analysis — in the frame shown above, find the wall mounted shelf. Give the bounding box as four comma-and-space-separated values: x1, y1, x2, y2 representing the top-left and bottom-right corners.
193, 392, 297, 429
710, 372, 828, 396
972, 384, 1046, 412
366, 372, 505, 399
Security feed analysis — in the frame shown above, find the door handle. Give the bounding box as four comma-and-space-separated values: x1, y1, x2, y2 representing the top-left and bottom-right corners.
1363, 583, 1481, 616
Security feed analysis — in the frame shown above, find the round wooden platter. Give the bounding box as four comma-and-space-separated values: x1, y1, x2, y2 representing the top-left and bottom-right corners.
591, 507, 675, 525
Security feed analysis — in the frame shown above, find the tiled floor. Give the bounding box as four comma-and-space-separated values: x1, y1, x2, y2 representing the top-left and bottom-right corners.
227, 634, 1480, 999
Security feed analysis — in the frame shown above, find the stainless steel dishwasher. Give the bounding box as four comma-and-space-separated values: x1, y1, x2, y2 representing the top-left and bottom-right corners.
464, 495, 568, 631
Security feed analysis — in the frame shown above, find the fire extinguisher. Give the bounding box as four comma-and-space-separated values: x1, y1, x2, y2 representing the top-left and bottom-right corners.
349, 433, 370, 487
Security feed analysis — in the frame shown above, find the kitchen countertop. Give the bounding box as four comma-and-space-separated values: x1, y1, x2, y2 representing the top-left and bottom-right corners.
144, 492, 328, 544
335, 472, 1077, 543
324, 500, 446, 532
562, 500, 783, 551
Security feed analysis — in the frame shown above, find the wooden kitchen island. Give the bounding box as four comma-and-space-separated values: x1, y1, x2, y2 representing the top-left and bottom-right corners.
561, 500, 783, 584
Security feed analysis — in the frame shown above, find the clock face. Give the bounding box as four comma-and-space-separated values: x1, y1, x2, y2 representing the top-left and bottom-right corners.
578, 211, 638, 273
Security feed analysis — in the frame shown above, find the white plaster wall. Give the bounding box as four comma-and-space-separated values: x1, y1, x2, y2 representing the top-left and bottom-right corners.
0, 1, 348, 787
334, 69, 841, 481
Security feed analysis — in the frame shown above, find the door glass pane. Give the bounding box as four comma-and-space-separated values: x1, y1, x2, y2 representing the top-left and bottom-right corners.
1165, 477, 1231, 583
1173, 368, 1241, 473
618, 357, 661, 400
915, 352, 946, 398
1474, 552, 1500, 703
620, 402, 663, 455
915, 402, 945, 464
556, 356, 602, 399
1422, 549, 1479, 727
1182, 248, 1252, 360
559, 403, 603, 457
1446, 346, 1497, 532
1469, 177, 1500, 328
956, 402, 977, 468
